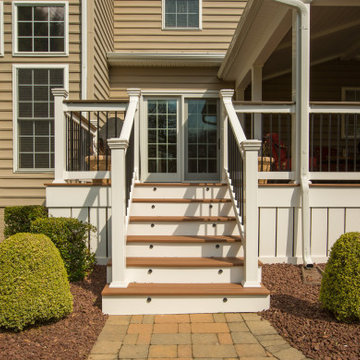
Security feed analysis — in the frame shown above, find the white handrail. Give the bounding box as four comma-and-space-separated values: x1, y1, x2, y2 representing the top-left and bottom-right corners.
310, 103, 360, 114
63, 102, 128, 113
233, 102, 295, 114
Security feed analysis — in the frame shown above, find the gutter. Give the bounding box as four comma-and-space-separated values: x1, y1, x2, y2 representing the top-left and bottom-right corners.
274, 0, 313, 267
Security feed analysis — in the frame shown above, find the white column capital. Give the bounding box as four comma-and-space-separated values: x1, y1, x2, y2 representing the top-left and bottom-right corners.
241, 140, 262, 152
220, 89, 235, 102
52, 88, 69, 98
108, 138, 129, 150
127, 88, 141, 98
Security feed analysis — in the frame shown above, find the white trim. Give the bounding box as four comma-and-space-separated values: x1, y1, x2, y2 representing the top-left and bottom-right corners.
0, 2, 4, 57
162, 0, 202, 30
12, 1, 69, 57
310, 103, 360, 114
309, 172, 360, 181
107, 52, 224, 67
233, 103, 295, 114
63, 102, 128, 113
81, 0, 87, 99
12, 63, 69, 173
141, 89, 220, 97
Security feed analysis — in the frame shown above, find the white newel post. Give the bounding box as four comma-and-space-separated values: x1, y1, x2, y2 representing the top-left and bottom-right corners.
241, 140, 262, 288
107, 138, 129, 288
52, 88, 68, 183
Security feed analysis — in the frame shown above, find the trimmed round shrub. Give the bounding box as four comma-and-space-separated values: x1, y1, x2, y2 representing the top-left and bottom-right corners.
30, 217, 96, 282
4, 205, 47, 238
319, 232, 360, 322
0, 233, 73, 331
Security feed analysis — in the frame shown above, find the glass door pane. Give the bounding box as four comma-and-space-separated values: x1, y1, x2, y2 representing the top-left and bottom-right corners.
144, 98, 180, 182
185, 99, 219, 180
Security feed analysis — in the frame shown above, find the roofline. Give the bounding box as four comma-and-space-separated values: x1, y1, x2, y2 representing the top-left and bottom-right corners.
107, 52, 226, 67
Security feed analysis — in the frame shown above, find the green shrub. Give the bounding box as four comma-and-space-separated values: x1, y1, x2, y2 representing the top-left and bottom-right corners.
319, 232, 360, 322
0, 233, 73, 331
4, 205, 47, 238
30, 217, 96, 282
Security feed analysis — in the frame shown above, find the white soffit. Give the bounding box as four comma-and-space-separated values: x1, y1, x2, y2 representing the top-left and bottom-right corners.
107, 52, 225, 67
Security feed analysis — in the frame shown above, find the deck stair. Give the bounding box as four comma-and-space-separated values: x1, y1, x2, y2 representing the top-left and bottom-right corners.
102, 183, 270, 315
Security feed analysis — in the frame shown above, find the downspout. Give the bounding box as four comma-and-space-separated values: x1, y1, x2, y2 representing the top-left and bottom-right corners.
81, 0, 87, 100
273, 0, 313, 267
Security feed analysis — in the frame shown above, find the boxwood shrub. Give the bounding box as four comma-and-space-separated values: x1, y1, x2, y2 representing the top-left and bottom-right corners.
31, 217, 96, 282
4, 205, 47, 238
319, 232, 360, 322
0, 233, 73, 331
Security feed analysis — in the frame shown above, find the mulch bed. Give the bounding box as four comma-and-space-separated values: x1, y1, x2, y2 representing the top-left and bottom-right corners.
0, 265, 108, 360
260, 264, 360, 360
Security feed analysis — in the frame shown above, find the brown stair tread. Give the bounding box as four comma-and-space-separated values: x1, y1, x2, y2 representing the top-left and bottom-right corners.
132, 198, 231, 203
135, 183, 226, 187
130, 216, 236, 222
126, 257, 246, 267
127, 235, 241, 243
102, 283, 270, 296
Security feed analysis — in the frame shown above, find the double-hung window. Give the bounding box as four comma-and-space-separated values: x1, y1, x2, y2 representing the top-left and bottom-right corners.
15, 66, 65, 170
163, 0, 201, 29
13, 2, 67, 55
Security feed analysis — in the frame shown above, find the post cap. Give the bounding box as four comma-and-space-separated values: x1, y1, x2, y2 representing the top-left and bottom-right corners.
107, 138, 129, 150
220, 89, 235, 99
52, 88, 68, 98
127, 88, 141, 98
240, 139, 262, 152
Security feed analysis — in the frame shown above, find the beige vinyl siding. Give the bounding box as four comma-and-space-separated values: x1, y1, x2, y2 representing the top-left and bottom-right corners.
0, 0, 82, 207
89, 0, 114, 100
114, 0, 246, 53
110, 66, 234, 98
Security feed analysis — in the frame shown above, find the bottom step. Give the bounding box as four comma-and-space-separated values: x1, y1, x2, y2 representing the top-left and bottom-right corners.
102, 283, 270, 315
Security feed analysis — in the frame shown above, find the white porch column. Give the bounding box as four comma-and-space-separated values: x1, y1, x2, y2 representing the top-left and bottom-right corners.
52, 88, 68, 183
251, 65, 263, 139
241, 140, 262, 287
107, 138, 129, 288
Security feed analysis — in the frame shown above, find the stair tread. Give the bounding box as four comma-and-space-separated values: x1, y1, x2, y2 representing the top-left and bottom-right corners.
130, 216, 236, 222
126, 257, 246, 267
102, 283, 270, 296
132, 198, 231, 203
127, 235, 241, 243
135, 183, 226, 187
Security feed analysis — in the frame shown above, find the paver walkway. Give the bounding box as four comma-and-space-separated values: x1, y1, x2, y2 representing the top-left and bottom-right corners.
88, 313, 311, 360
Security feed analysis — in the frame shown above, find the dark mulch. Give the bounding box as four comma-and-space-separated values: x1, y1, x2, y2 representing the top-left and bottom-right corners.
260, 264, 360, 360
0, 265, 108, 360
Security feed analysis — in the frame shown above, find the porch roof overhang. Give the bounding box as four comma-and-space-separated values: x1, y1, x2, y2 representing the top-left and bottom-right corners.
218, 0, 360, 89
107, 52, 225, 68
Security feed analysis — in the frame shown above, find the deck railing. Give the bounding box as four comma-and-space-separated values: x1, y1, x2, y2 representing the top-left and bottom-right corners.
309, 102, 360, 181
221, 90, 261, 288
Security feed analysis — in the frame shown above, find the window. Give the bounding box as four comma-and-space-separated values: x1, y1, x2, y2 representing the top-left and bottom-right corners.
163, 0, 201, 29
15, 67, 65, 170
341, 88, 360, 139
0, 2, 3, 56
13, 2, 67, 55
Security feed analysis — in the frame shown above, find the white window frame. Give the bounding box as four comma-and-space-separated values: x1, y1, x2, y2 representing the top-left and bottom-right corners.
12, 63, 69, 172
341, 87, 360, 139
0, 2, 4, 57
162, 0, 202, 30
12, 1, 69, 57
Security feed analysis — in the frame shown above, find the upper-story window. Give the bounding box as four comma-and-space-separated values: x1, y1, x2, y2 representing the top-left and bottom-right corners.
163, 0, 201, 29
13, 2, 68, 55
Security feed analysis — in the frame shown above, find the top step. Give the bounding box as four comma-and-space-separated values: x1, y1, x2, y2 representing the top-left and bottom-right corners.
134, 183, 230, 199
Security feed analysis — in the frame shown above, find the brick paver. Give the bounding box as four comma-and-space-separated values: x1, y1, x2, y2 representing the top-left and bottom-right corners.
88, 313, 309, 360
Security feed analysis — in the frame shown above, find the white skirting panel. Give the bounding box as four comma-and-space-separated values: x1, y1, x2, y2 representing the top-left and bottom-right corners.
258, 186, 360, 264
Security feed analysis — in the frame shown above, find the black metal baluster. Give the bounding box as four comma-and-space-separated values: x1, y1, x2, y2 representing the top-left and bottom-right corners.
78, 112, 82, 171
355, 114, 358, 171
70, 112, 73, 171
310, 114, 314, 171
115, 111, 118, 137
345, 114, 348, 172
287, 114, 291, 171
319, 114, 323, 172
337, 114, 340, 172
328, 114, 331, 172
97, 111, 100, 171
87, 112, 91, 171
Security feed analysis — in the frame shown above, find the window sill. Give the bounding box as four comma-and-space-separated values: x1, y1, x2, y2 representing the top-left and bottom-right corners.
162, 27, 202, 31
12, 52, 69, 57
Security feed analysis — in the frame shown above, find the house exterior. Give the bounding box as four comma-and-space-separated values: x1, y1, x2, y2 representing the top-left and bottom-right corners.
1, 0, 359, 314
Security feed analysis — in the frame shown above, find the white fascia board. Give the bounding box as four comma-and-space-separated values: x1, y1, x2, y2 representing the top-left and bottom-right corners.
107, 52, 225, 67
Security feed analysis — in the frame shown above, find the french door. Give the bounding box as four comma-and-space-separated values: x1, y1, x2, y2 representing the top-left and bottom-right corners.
141, 97, 220, 182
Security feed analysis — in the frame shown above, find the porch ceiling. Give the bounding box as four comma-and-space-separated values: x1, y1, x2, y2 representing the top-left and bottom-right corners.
219, 0, 360, 89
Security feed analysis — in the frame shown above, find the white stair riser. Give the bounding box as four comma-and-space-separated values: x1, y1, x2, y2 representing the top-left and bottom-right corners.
126, 243, 243, 258
102, 295, 270, 315
131, 202, 234, 217
133, 186, 230, 199
107, 266, 262, 284
127, 222, 239, 236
